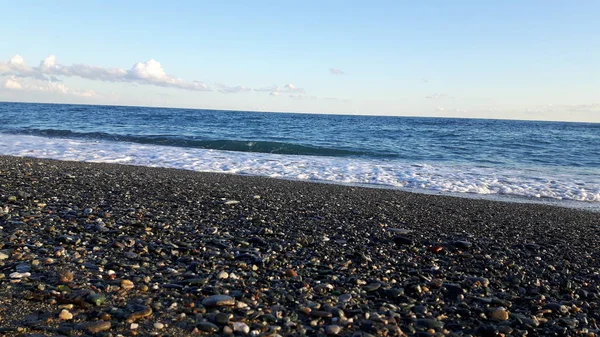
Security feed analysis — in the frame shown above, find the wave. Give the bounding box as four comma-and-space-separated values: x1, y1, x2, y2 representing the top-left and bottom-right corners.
1, 133, 598, 205
3, 128, 378, 158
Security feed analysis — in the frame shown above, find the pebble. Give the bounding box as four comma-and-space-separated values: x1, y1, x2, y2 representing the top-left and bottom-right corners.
0, 251, 9, 260
154, 322, 165, 329
79, 321, 111, 334
217, 271, 229, 279
197, 322, 219, 333
58, 309, 73, 320
325, 325, 342, 335
121, 279, 135, 290
9, 272, 30, 279
488, 307, 510, 321
232, 322, 250, 334
202, 295, 235, 307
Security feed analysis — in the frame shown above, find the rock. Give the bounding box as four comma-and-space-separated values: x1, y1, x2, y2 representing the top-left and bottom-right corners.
453, 240, 473, 249
59, 309, 73, 320
393, 236, 413, 246
127, 306, 153, 322
232, 322, 250, 334
201, 295, 235, 307
326, 325, 342, 335
121, 279, 135, 290
488, 307, 510, 321
0, 251, 9, 260
285, 269, 298, 277
9, 272, 30, 279
79, 321, 111, 334
197, 322, 219, 333
58, 270, 74, 283
217, 271, 229, 279
338, 294, 352, 303
211, 312, 231, 325
416, 318, 444, 330
224, 200, 239, 205
154, 322, 165, 329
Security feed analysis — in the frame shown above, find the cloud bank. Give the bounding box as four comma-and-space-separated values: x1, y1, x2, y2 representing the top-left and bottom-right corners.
0, 54, 340, 101
1, 55, 211, 91
3, 76, 95, 97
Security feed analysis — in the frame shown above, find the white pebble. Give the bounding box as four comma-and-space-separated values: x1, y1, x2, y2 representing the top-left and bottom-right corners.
217, 271, 229, 279
130, 323, 139, 329
232, 322, 250, 334
154, 322, 165, 330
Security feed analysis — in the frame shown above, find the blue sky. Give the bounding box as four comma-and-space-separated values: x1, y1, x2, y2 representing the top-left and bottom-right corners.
0, 1, 599, 122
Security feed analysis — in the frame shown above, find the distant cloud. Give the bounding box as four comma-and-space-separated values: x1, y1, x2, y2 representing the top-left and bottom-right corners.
256, 83, 305, 94
216, 84, 252, 94
0, 54, 211, 92
436, 106, 445, 112
289, 94, 317, 100
329, 68, 344, 75
0, 54, 322, 99
3, 76, 95, 97
426, 93, 453, 99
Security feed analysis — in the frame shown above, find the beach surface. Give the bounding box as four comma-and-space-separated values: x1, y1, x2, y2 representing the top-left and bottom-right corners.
1, 155, 599, 336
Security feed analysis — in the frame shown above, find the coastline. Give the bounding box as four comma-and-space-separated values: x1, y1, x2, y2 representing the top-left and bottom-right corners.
1, 155, 599, 336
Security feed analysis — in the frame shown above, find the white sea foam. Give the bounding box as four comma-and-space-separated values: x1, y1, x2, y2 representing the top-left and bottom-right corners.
1, 134, 599, 203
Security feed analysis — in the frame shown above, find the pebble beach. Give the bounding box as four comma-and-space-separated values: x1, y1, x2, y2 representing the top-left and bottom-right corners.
1, 155, 600, 337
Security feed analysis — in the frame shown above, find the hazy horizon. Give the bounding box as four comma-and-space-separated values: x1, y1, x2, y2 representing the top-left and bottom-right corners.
1, 2, 599, 122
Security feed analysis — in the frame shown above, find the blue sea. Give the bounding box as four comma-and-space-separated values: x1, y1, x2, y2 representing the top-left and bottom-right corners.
1, 102, 599, 209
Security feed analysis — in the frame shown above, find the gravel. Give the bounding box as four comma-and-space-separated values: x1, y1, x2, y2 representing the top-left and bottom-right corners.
1, 155, 599, 336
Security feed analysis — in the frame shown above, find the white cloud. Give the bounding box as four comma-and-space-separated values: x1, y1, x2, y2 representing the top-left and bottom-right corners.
426, 93, 453, 99
329, 68, 344, 75
1, 54, 210, 91
3, 76, 95, 97
216, 84, 251, 94
256, 83, 306, 94
1, 54, 316, 98
4, 76, 22, 89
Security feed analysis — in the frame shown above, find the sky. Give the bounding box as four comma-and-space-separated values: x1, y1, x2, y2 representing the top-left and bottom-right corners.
0, 1, 599, 122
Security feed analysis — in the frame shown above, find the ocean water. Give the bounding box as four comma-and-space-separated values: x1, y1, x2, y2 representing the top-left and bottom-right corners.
1, 102, 599, 208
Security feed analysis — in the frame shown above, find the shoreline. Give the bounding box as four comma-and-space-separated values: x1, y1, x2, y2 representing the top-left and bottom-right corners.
1, 155, 600, 336
4, 153, 600, 213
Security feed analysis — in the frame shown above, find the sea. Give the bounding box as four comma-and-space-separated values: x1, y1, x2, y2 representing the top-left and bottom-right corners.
1, 102, 599, 210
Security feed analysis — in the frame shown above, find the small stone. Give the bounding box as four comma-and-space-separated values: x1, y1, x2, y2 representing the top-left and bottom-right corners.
393, 236, 413, 246
488, 307, 510, 321
285, 269, 298, 277
80, 321, 111, 334
453, 240, 473, 249
416, 318, 444, 330
202, 295, 235, 307
217, 271, 229, 279
325, 325, 342, 335
232, 321, 250, 334
130, 323, 139, 330
58, 270, 74, 283
212, 312, 231, 325
224, 200, 239, 205
154, 322, 165, 330
9, 272, 30, 279
121, 279, 135, 290
59, 309, 73, 320
0, 251, 9, 260
87, 294, 107, 306
197, 322, 219, 333
338, 294, 352, 303
310, 310, 333, 318
127, 306, 153, 322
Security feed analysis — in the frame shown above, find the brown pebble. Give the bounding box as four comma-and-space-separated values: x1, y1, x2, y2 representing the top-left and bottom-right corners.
489, 307, 510, 321
58, 270, 74, 283
285, 269, 298, 277
80, 321, 111, 334
127, 306, 153, 323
